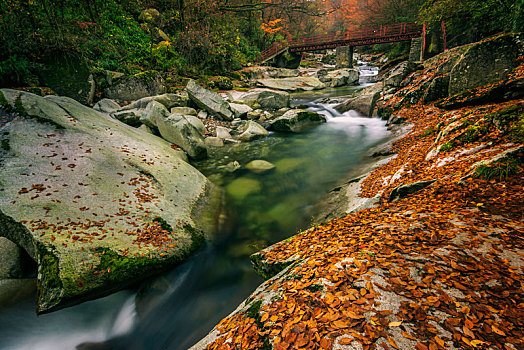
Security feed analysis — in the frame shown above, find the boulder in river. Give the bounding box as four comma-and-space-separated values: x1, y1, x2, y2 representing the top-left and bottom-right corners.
215, 126, 233, 140
257, 77, 326, 92
138, 100, 168, 128
0, 89, 222, 314
231, 89, 290, 110
170, 107, 197, 116
186, 80, 233, 121
318, 69, 359, 87
336, 83, 382, 117
204, 137, 224, 148
120, 93, 188, 110
229, 103, 253, 119
237, 121, 269, 141
269, 109, 326, 133
154, 114, 208, 159
93, 99, 120, 114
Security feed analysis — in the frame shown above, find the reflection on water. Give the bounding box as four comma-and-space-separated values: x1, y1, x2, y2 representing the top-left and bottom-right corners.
0, 86, 389, 350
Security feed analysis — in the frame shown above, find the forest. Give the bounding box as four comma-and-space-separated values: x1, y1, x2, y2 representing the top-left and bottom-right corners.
1, 0, 522, 86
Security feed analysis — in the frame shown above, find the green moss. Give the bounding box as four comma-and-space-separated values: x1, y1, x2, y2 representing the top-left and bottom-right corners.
94, 248, 162, 283
0, 91, 9, 108
250, 253, 295, 280
509, 115, 524, 142
13, 95, 27, 117
296, 111, 324, 122
440, 141, 455, 152
38, 245, 62, 291
422, 127, 436, 137
153, 216, 173, 232
245, 300, 271, 350
246, 299, 263, 321
461, 124, 488, 143
305, 283, 324, 293
1, 139, 10, 151
183, 224, 206, 252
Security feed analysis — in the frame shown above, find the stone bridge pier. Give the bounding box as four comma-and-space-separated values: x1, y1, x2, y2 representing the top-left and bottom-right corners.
335, 46, 354, 68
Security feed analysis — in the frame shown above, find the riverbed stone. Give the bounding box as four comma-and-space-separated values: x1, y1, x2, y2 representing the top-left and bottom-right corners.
227, 89, 290, 110
318, 69, 359, 87
226, 178, 261, 200
269, 109, 326, 133
155, 114, 208, 159
170, 107, 197, 116
229, 103, 253, 119
239, 66, 299, 80
184, 115, 206, 135
336, 83, 382, 117
111, 109, 142, 127
216, 126, 233, 139
204, 137, 224, 147
186, 80, 233, 121
237, 121, 269, 141
121, 93, 188, 110
139, 100, 169, 128
246, 160, 276, 174
93, 99, 120, 114
224, 161, 241, 173
388, 180, 437, 202
257, 77, 326, 92
0, 89, 222, 314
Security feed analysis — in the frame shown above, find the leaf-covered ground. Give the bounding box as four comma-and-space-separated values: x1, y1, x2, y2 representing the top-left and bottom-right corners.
197, 60, 524, 349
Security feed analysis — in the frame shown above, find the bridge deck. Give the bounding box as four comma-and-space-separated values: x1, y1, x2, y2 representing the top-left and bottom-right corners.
257, 22, 424, 64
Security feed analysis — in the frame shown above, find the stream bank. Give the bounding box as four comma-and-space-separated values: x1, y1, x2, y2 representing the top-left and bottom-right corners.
192, 33, 524, 350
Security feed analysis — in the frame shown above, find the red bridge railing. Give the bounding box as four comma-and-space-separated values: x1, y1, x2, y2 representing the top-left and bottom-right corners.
256, 22, 424, 63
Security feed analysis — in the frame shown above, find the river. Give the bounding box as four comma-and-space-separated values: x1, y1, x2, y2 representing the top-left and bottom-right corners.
0, 76, 389, 350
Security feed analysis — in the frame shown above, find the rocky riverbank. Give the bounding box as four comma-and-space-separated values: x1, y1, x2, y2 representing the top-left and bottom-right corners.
192, 33, 524, 350
0, 58, 362, 314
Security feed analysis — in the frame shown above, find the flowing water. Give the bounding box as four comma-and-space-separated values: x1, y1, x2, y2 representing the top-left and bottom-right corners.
0, 80, 389, 350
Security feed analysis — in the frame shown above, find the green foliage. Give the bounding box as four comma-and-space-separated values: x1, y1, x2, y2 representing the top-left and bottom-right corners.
474, 158, 521, 181
419, 0, 521, 48
0, 0, 263, 86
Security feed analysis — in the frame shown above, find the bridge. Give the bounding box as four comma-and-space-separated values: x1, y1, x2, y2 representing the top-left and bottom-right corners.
256, 22, 426, 65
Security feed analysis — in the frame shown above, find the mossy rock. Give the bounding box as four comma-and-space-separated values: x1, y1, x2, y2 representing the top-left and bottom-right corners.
105, 71, 166, 101
38, 52, 95, 105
